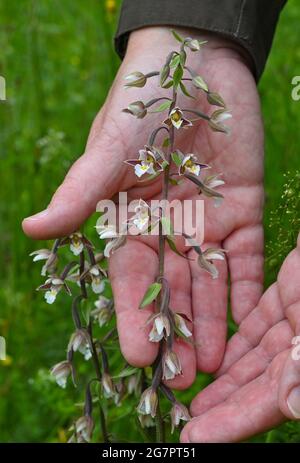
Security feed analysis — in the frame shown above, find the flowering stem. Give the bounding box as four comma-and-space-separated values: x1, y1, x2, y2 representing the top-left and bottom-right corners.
78, 247, 109, 443
158, 99, 176, 278
88, 320, 110, 443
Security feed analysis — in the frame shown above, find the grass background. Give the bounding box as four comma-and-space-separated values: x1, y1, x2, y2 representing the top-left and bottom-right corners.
0, 0, 300, 443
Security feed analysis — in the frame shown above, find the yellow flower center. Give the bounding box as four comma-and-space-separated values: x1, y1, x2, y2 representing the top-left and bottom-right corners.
171, 111, 181, 122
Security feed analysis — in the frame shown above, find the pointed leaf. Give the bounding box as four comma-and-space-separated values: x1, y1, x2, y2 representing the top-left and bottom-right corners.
166, 236, 190, 259
163, 137, 171, 148
113, 367, 139, 379
161, 216, 174, 235
173, 64, 183, 89
179, 81, 195, 99
192, 75, 209, 92
162, 80, 174, 89
140, 282, 162, 308
171, 30, 184, 43
171, 151, 182, 167
170, 54, 180, 69
150, 100, 172, 113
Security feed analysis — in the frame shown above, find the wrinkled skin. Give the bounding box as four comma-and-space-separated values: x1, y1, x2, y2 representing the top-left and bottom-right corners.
23, 27, 271, 441
181, 234, 300, 442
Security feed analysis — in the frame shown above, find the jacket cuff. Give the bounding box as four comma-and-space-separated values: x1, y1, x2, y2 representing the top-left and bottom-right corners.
115, 0, 287, 82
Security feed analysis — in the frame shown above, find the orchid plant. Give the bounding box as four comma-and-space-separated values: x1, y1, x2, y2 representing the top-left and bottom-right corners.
31, 31, 230, 443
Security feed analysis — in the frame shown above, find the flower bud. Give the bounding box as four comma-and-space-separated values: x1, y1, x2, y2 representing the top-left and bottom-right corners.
124, 72, 147, 88
50, 360, 72, 388
123, 101, 147, 119
162, 350, 182, 380
207, 91, 226, 108
209, 109, 232, 134
170, 402, 191, 433
137, 387, 158, 418
192, 75, 208, 92
186, 39, 201, 51
75, 415, 94, 443
174, 313, 192, 338
102, 372, 116, 398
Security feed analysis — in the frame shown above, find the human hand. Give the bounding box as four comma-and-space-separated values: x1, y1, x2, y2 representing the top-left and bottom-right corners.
22, 27, 264, 389
181, 234, 300, 442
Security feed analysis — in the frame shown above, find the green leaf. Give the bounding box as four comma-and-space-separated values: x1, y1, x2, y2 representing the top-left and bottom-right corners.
160, 64, 170, 86
161, 160, 169, 170
179, 81, 195, 99
170, 54, 180, 69
169, 177, 182, 186
161, 216, 174, 235
171, 151, 182, 167
192, 75, 209, 92
150, 100, 172, 113
171, 29, 184, 43
113, 367, 138, 379
163, 137, 170, 148
162, 217, 173, 235
180, 49, 187, 66
173, 64, 183, 89
140, 282, 162, 308
162, 80, 174, 89
166, 235, 189, 259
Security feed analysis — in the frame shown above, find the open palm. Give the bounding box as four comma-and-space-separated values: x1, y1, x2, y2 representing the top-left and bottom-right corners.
23, 27, 264, 390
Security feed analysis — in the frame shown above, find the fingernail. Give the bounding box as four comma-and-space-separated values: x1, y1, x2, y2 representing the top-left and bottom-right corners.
24, 209, 49, 222
287, 385, 300, 418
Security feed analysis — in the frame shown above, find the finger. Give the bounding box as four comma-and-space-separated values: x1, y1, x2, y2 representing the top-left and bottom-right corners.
276, 234, 300, 419
277, 233, 300, 332
22, 141, 134, 240
109, 239, 196, 389
109, 239, 159, 367
189, 243, 228, 373
217, 282, 284, 375
279, 347, 300, 420
191, 319, 292, 416
224, 223, 264, 325
181, 351, 288, 443
218, 232, 300, 376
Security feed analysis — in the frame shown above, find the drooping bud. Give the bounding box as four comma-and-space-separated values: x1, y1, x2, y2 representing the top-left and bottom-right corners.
123, 101, 147, 119
174, 313, 192, 338
209, 109, 232, 134
137, 387, 158, 418
170, 402, 191, 433
102, 372, 116, 398
75, 415, 94, 443
50, 360, 72, 388
162, 350, 182, 380
124, 72, 147, 88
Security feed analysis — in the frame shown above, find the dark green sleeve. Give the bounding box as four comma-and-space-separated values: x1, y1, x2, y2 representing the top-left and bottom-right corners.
114, 0, 287, 81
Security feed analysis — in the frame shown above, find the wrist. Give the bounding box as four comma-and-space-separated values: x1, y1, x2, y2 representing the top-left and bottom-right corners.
126, 26, 253, 73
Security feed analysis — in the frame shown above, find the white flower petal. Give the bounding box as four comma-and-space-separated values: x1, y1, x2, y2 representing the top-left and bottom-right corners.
45, 289, 57, 304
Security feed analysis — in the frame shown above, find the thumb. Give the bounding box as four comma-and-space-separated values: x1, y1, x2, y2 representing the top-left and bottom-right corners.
22, 141, 132, 240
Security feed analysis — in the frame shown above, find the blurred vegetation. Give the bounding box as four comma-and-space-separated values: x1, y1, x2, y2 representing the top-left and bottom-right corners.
0, 0, 299, 443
